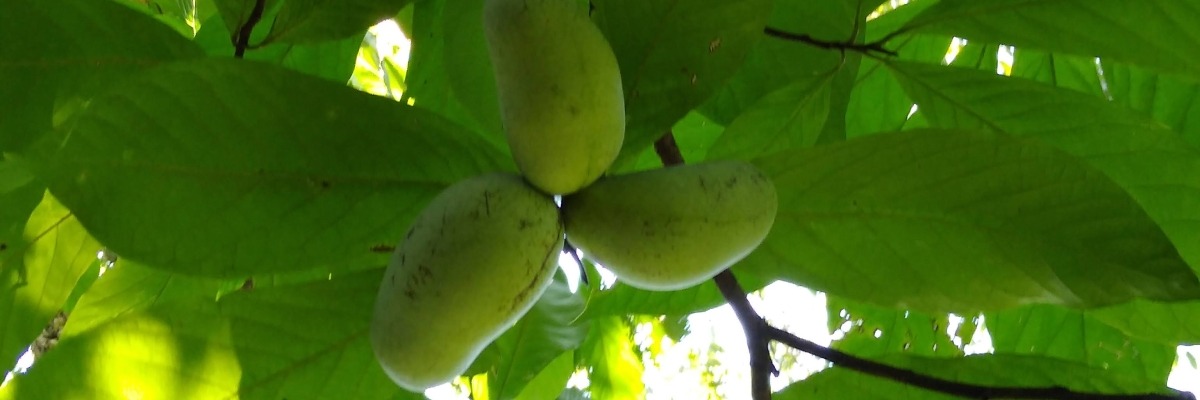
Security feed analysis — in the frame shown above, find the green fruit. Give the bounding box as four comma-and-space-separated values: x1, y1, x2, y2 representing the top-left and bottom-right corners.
484, 0, 625, 195
562, 161, 777, 291
371, 173, 563, 391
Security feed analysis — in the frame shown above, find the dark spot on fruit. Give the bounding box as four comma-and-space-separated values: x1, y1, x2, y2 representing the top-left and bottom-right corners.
0, 243, 6, 251
404, 288, 416, 299
370, 244, 394, 253
518, 219, 532, 230
320, 180, 331, 189
406, 229, 415, 239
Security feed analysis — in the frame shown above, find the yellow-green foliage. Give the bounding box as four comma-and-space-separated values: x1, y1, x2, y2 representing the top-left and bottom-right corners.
370, 173, 563, 391
563, 161, 778, 290
484, 0, 625, 195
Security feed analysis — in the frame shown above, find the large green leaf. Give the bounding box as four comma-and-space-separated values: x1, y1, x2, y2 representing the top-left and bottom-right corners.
697, 0, 860, 125
0, 193, 100, 375
707, 70, 836, 160
441, 0, 503, 140
404, 0, 506, 148
827, 295, 962, 359
746, 128, 1199, 312
582, 271, 769, 318
577, 316, 644, 400
2, 270, 418, 400
194, 11, 362, 82
1010, 50, 1104, 95
592, 0, 772, 167
844, 1, 951, 138
1102, 63, 1200, 145
0, 0, 202, 153
1090, 299, 1200, 345
774, 353, 1184, 399
32, 58, 510, 278
61, 261, 232, 338
482, 277, 588, 400
0, 301, 241, 400
896, 0, 1200, 81
265, 0, 413, 44
987, 304, 1177, 384
886, 59, 1200, 271
512, 351, 574, 400
608, 111, 726, 174
221, 270, 409, 399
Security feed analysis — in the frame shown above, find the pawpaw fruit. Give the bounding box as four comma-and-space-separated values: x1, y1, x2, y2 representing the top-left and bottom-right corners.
371, 173, 563, 391
562, 161, 777, 290
484, 0, 625, 195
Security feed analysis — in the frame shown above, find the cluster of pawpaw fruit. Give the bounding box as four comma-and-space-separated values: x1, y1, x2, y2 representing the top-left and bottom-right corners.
370, 0, 779, 391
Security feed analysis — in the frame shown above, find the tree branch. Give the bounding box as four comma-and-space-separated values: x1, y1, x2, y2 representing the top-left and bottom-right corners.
763, 26, 897, 57
655, 132, 776, 399
765, 325, 1194, 400
714, 270, 777, 400
233, 0, 266, 58
651, 132, 1193, 400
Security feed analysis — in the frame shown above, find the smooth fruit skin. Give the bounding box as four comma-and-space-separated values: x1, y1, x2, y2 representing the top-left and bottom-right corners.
371, 173, 563, 391
484, 0, 625, 195
562, 161, 778, 291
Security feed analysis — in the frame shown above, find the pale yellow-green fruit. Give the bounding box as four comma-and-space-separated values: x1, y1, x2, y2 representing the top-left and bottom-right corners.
484, 0, 625, 195
562, 161, 778, 291
371, 173, 563, 391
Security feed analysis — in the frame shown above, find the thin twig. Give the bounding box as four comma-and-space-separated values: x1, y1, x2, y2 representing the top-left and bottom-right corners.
763, 26, 898, 57
653, 131, 686, 166
233, 0, 266, 58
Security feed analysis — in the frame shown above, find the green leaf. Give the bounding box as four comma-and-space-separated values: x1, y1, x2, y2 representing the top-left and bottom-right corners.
195, 12, 363, 82
827, 295, 962, 358
221, 270, 409, 399
1090, 300, 1200, 345
774, 353, 1183, 399
609, 111, 726, 174
897, 0, 1200, 81
845, 3, 953, 138
483, 277, 588, 400
404, 0, 507, 149
0, 193, 100, 374
1010, 50, 1104, 95
707, 70, 836, 160
0, 0, 202, 152
746, 128, 1199, 312
441, 0, 503, 139
266, 0, 413, 44
577, 316, 644, 400
1102, 63, 1200, 144
592, 0, 772, 167
33, 58, 510, 277
212, 0, 276, 39
512, 351, 574, 400
987, 304, 1177, 384
698, 0, 864, 125
0, 301, 241, 400
582, 271, 769, 318
886, 59, 1200, 271
61, 260, 231, 338
3, 270, 416, 399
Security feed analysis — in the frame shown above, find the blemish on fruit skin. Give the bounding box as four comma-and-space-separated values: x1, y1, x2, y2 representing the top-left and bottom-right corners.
709, 38, 721, 53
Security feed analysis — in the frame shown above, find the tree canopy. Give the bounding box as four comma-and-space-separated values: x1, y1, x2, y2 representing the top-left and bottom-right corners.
2, 0, 1200, 399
